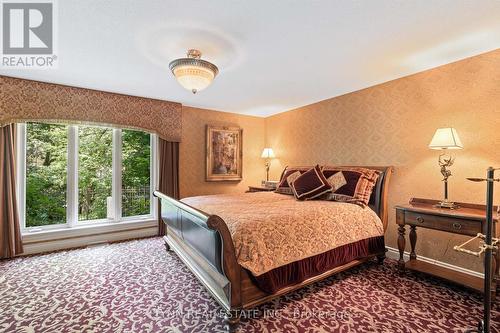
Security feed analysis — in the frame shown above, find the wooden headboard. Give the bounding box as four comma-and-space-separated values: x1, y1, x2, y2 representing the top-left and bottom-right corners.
278, 165, 393, 231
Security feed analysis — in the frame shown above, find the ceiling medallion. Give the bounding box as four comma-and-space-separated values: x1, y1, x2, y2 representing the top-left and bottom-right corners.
169, 49, 219, 94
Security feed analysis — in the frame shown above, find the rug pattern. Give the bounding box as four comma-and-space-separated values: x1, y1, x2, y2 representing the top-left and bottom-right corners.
0, 237, 498, 333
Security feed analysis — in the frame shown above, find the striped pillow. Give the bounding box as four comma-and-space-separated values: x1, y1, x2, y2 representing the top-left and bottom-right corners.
321, 166, 380, 206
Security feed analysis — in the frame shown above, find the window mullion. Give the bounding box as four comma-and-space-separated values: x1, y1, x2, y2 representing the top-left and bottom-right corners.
112, 129, 122, 221
67, 125, 78, 227
151, 134, 157, 218
16, 123, 27, 230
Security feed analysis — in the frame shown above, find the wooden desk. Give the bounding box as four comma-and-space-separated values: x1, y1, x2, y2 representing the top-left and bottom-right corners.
395, 198, 499, 294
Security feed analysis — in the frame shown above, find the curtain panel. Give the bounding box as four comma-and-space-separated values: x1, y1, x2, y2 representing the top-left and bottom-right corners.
0, 76, 182, 142
0, 124, 23, 259
158, 139, 180, 236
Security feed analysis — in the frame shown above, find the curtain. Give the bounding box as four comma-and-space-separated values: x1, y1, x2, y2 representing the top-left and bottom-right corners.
157, 139, 179, 236
0, 124, 23, 258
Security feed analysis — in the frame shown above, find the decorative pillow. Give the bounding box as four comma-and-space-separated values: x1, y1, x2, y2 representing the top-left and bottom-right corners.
286, 171, 301, 188
275, 166, 312, 195
290, 165, 332, 200
321, 166, 380, 206
326, 171, 347, 192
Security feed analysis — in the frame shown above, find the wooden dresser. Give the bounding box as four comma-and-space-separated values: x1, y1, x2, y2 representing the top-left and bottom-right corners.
395, 198, 499, 294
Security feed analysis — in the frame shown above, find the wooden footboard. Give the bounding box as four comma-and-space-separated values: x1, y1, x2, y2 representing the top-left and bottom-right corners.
154, 191, 242, 313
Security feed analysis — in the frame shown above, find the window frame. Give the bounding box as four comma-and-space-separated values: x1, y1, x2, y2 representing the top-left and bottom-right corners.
17, 123, 157, 233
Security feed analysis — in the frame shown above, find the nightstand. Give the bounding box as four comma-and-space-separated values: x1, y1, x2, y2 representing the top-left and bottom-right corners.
247, 186, 276, 193
396, 197, 499, 295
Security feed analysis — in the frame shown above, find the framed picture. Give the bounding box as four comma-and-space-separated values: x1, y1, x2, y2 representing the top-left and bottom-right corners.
206, 126, 243, 181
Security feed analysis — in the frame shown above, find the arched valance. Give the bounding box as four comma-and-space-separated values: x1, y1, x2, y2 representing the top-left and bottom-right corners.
0, 76, 182, 142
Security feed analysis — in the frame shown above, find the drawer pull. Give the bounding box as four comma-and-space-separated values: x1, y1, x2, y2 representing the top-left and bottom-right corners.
453, 223, 462, 230
416, 216, 424, 223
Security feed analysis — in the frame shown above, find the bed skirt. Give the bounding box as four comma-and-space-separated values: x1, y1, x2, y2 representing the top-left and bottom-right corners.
251, 236, 385, 293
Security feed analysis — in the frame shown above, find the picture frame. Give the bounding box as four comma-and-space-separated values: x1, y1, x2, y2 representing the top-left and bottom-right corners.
206, 125, 243, 181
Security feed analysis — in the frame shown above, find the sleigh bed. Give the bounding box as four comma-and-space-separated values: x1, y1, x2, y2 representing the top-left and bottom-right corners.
154, 166, 392, 324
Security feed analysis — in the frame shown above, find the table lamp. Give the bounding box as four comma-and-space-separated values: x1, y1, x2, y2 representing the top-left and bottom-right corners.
428, 127, 463, 209
261, 148, 275, 181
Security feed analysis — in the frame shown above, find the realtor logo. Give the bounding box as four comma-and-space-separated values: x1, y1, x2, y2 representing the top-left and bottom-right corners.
1, 0, 57, 68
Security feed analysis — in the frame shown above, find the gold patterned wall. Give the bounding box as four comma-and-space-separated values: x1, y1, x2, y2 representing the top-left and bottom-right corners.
180, 106, 265, 198
0, 76, 182, 142
265, 49, 500, 272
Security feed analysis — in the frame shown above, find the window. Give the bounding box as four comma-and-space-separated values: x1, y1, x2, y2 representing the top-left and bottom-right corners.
122, 129, 151, 218
78, 126, 113, 221
18, 122, 156, 231
25, 123, 68, 227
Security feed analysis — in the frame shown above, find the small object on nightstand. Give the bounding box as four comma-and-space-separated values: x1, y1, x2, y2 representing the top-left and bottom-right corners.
247, 186, 276, 193
261, 180, 279, 188
395, 197, 499, 296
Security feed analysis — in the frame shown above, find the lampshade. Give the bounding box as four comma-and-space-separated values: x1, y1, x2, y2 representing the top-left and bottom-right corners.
261, 148, 275, 159
169, 49, 218, 94
428, 128, 463, 150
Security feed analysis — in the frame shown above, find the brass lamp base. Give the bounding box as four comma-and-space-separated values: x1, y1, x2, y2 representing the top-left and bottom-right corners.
436, 177, 459, 209
434, 200, 460, 210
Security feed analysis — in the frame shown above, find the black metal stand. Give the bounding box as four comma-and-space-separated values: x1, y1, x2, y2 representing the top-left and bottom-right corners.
481, 167, 495, 333
465, 167, 499, 333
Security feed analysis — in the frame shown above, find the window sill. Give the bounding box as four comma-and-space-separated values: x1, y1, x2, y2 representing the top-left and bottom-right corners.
22, 218, 158, 244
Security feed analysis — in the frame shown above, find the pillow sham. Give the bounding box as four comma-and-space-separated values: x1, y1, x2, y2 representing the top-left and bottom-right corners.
321, 166, 380, 206
286, 171, 301, 188
290, 165, 332, 200
275, 166, 312, 195
326, 171, 347, 192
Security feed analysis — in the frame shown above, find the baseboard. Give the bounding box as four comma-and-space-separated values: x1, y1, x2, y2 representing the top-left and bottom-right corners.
386, 246, 483, 279
21, 226, 158, 255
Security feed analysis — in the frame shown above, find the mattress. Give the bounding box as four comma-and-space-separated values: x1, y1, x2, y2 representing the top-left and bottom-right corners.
181, 192, 384, 277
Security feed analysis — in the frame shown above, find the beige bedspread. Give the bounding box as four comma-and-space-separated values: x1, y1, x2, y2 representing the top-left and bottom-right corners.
181, 192, 384, 276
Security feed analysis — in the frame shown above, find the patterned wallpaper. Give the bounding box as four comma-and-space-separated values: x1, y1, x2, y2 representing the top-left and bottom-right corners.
265, 49, 500, 272
179, 106, 265, 198
0, 76, 182, 142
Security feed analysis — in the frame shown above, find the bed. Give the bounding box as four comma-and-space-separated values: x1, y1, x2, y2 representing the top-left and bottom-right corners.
154, 166, 392, 324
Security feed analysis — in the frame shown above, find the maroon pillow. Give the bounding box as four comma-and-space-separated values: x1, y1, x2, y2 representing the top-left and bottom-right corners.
321, 166, 380, 206
275, 166, 312, 195
291, 165, 332, 200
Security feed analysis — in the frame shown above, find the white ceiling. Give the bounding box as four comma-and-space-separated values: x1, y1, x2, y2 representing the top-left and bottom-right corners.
2, 0, 500, 117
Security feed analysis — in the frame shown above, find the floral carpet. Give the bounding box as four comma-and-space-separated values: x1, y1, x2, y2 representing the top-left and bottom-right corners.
0, 237, 498, 333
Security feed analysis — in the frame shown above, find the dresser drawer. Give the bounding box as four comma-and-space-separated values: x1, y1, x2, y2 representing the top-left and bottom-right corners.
405, 212, 480, 236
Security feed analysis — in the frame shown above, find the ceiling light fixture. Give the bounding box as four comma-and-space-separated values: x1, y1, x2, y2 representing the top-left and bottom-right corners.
169, 49, 219, 94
